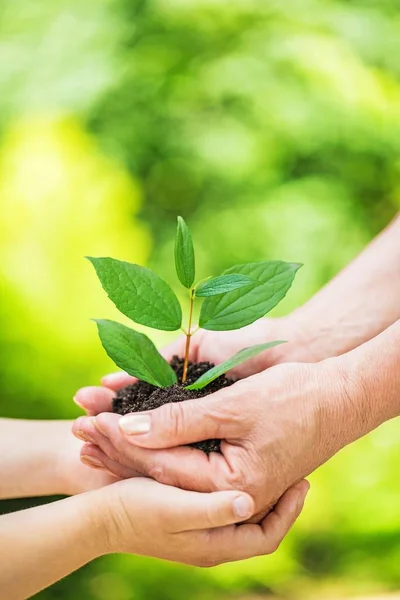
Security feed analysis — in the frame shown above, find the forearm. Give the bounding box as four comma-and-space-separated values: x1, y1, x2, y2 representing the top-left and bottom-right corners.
322, 319, 400, 454
0, 419, 74, 499
290, 214, 400, 361
0, 491, 106, 600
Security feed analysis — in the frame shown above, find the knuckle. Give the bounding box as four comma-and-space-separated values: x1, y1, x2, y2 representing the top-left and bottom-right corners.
207, 393, 249, 437
224, 460, 260, 494
148, 465, 168, 484
161, 402, 186, 439
105, 445, 124, 463
225, 468, 249, 491
191, 534, 220, 568
95, 413, 112, 435
113, 433, 129, 453
203, 502, 222, 529
267, 537, 281, 554
195, 554, 219, 568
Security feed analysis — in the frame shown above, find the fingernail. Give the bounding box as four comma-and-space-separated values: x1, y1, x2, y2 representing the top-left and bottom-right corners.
233, 495, 253, 519
73, 395, 84, 409
119, 414, 151, 435
91, 417, 108, 437
81, 455, 104, 469
75, 430, 96, 444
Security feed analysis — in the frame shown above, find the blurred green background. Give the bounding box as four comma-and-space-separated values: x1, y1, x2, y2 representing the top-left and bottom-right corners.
1, 0, 399, 598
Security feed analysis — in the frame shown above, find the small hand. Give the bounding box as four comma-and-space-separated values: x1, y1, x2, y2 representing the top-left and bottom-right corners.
97, 477, 310, 565
55, 425, 122, 494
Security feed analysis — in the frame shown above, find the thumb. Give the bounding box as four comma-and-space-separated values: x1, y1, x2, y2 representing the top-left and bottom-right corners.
117, 386, 248, 449
177, 490, 255, 531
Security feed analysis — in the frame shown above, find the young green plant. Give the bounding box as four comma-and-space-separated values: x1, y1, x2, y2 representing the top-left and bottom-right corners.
88, 217, 302, 391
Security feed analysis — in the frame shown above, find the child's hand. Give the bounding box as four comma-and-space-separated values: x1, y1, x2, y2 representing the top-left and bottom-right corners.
97, 478, 309, 565
55, 424, 123, 494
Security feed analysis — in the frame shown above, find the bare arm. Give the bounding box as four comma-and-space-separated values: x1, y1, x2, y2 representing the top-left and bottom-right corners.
290, 214, 400, 361
0, 492, 102, 600
0, 419, 114, 499
0, 477, 308, 600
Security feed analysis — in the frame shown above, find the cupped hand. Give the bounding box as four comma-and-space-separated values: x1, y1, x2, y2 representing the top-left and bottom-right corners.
56, 426, 122, 494
98, 477, 310, 565
74, 315, 309, 416
73, 358, 351, 519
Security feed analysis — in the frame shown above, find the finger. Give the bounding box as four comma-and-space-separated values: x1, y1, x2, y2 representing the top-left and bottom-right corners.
101, 336, 188, 390
117, 382, 251, 449
72, 415, 110, 444
261, 480, 310, 542
73, 386, 115, 416
205, 480, 310, 564
175, 490, 255, 532
100, 372, 137, 391
92, 413, 224, 491
81, 443, 139, 479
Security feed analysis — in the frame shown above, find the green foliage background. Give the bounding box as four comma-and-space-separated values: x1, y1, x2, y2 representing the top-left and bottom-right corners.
0, 0, 399, 598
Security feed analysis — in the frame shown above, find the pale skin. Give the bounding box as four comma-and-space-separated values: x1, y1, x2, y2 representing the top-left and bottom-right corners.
0, 419, 309, 599
73, 215, 400, 520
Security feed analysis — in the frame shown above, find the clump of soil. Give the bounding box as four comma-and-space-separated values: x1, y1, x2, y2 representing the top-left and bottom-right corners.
112, 356, 234, 454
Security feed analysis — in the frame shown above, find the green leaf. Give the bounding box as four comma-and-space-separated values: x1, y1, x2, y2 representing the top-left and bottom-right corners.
199, 261, 302, 331
195, 274, 258, 297
87, 257, 182, 331
94, 319, 177, 388
185, 341, 286, 391
174, 216, 195, 288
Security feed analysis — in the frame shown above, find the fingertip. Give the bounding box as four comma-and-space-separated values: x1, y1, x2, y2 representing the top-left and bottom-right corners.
278, 480, 310, 519
93, 412, 120, 437
101, 372, 135, 390
72, 416, 85, 436
73, 394, 84, 410
74, 386, 115, 416
73, 387, 95, 409
232, 492, 255, 521
292, 479, 311, 506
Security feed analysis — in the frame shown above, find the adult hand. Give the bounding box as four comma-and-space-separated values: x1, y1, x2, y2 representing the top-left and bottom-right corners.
73, 315, 312, 416
73, 359, 346, 519
73, 321, 400, 520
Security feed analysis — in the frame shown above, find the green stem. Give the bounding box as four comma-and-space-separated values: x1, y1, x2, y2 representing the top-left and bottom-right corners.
182, 289, 195, 384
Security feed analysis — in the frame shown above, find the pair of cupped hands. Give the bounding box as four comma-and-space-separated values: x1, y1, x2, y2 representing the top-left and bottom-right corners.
71, 315, 329, 566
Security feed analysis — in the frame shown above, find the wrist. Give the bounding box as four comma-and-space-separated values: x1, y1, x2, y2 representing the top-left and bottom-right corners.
49, 421, 81, 496
315, 354, 378, 456
91, 480, 138, 555
264, 314, 318, 366
67, 490, 110, 560
334, 325, 400, 427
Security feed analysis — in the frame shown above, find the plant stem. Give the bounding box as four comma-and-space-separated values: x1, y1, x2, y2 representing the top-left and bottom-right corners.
182, 289, 195, 384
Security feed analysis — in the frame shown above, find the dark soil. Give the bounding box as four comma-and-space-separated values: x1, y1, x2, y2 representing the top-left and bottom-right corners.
112, 356, 234, 454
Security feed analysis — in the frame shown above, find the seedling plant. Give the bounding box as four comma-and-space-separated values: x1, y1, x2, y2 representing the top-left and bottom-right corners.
88, 217, 301, 391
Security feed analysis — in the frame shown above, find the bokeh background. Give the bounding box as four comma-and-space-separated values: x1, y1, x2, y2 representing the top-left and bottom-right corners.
1, 0, 400, 598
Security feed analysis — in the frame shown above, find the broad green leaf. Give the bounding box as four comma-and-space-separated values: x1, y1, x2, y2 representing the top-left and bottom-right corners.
88, 257, 182, 331
94, 319, 177, 388
174, 216, 195, 288
185, 341, 286, 391
195, 274, 258, 297
199, 261, 302, 331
